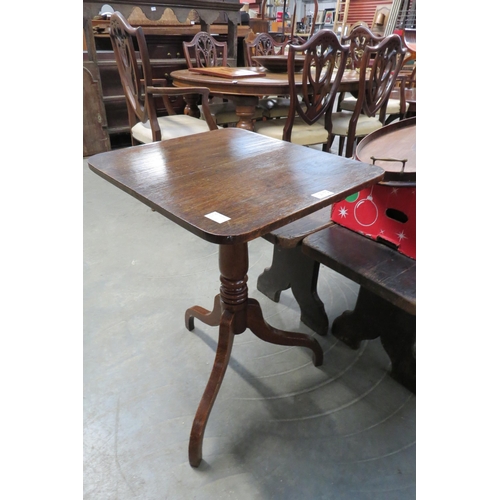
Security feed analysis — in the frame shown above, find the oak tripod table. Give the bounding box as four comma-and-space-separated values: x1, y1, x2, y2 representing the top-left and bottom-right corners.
87, 128, 384, 467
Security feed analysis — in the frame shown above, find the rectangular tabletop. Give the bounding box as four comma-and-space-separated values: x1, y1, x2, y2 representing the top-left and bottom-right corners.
87, 129, 384, 245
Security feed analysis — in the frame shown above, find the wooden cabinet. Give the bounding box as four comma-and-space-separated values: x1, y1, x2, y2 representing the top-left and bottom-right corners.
83, 0, 247, 152
83, 62, 111, 156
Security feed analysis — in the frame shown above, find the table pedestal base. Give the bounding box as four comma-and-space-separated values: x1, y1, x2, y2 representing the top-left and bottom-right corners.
185, 243, 323, 467
182, 94, 259, 131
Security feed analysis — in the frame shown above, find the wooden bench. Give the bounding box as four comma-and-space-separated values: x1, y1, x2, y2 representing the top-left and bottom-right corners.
257, 207, 333, 336
302, 224, 416, 393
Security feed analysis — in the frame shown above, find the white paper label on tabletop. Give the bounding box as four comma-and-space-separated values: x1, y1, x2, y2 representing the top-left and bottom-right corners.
311, 190, 334, 199
205, 212, 231, 224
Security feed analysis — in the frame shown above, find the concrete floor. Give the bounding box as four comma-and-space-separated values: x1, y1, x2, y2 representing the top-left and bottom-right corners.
83, 154, 415, 499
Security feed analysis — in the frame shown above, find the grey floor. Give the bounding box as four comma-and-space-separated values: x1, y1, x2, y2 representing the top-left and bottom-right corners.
83, 151, 416, 499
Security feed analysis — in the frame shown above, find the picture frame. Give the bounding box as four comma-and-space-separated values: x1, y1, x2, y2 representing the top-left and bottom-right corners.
316, 10, 324, 24
323, 8, 335, 26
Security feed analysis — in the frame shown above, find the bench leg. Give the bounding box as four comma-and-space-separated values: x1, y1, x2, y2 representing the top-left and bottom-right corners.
332, 287, 416, 393
257, 245, 329, 336
380, 321, 416, 393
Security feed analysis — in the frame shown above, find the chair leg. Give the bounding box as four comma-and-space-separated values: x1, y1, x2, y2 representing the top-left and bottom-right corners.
338, 136, 345, 156
324, 134, 335, 153
345, 136, 356, 158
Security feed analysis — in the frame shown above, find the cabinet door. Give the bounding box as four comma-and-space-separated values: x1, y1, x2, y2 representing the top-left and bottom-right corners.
83, 62, 111, 157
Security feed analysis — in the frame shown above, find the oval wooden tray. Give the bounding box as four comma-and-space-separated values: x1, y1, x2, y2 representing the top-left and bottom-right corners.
355, 117, 416, 185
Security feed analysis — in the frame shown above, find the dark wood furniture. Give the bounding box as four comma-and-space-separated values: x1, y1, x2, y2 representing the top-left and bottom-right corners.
109, 12, 217, 145
170, 66, 362, 131
341, 25, 384, 71
259, 118, 417, 392
83, 65, 111, 156
257, 207, 334, 336
243, 31, 293, 119
303, 225, 416, 393
385, 28, 416, 124
244, 31, 288, 66
87, 127, 384, 467
331, 34, 406, 158
253, 29, 349, 151
405, 86, 416, 117
183, 31, 229, 68
83, 0, 247, 152
403, 28, 416, 60
182, 31, 265, 125
336, 25, 384, 113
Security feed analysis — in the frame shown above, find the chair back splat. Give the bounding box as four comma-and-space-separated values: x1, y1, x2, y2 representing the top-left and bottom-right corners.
110, 12, 152, 136
254, 29, 349, 150
356, 34, 406, 122
245, 32, 288, 67
341, 25, 385, 70
183, 32, 228, 69
284, 29, 349, 145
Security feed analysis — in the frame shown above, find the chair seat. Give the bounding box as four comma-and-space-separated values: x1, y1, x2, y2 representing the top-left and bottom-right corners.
340, 95, 410, 115
254, 116, 329, 146
131, 114, 216, 144
338, 94, 357, 111
385, 98, 410, 115
331, 111, 384, 137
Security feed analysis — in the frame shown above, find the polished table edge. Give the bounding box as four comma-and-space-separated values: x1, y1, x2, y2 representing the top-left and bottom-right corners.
87, 129, 385, 246
170, 68, 362, 95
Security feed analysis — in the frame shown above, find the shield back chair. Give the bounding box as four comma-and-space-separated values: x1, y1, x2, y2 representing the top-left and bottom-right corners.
182, 31, 228, 69
244, 31, 288, 67
331, 34, 407, 157
253, 29, 349, 152
337, 25, 385, 112
385, 63, 416, 123
183, 31, 264, 126
385, 30, 416, 123
244, 31, 293, 119
109, 12, 217, 145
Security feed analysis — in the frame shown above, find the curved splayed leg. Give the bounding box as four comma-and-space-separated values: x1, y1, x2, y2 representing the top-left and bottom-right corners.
185, 294, 222, 331
189, 309, 235, 467
246, 298, 323, 366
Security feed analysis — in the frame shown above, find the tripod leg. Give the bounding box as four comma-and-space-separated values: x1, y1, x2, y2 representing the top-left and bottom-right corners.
185, 294, 222, 331
246, 298, 323, 366
189, 309, 235, 467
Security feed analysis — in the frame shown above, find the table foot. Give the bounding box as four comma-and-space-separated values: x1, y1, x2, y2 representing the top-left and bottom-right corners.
247, 298, 323, 366
189, 309, 235, 467
185, 294, 222, 331
232, 96, 259, 132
